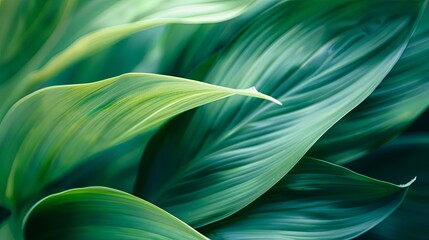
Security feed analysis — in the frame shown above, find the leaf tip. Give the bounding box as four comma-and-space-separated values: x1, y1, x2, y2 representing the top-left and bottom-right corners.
243, 86, 282, 105
399, 176, 417, 188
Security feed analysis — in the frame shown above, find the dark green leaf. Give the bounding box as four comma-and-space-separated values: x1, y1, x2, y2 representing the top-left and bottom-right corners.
350, 134, 429, 239
134, 0, 423, 227
203, 157, 413, 240
310, 5, 429, 164
141, 1, 276, 77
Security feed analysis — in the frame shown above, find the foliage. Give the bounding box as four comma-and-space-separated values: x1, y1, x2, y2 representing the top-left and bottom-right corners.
0, 0, 428, 239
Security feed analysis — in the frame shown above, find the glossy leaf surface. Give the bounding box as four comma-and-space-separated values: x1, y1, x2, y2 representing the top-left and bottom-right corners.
310, 5, 429, 164
0, 73, 277, 213
0, 0, 254, 118
135, 0, 423, 227
24, 187, 207, 240
204, 158, 413, 240
351, 134, 429, 239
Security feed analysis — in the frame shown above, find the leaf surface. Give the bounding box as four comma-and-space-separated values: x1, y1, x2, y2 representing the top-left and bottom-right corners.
203, 158, 413, 240
310, 5, 429, 164
134, 0, 424, 227
350, 134, 429, 239
0, 73, 277, 213
24, 187, 207, 240
0, 0, 254, 118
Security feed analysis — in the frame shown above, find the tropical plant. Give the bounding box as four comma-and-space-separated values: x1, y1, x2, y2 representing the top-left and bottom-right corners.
0, 0, 428, 239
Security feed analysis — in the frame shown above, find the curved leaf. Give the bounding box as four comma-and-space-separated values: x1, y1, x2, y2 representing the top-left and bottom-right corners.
350, 134, 429, 239
203, 158, 413, 240
0, 0, 73, 83
26, 0, 254, 85
24, 187, 207, 240
134, 0, 424, 227
137, 1, 276, 77
310, 5, 429, 164
0, 0, 254, 118
0, 73, 278, 214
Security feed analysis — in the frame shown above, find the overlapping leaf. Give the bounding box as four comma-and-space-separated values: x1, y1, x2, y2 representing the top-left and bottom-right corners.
48, 1, 273, 88
134, 0, 424, 227
0, 0, 72, 83
138, 1, 276, 78
0, 0, 255, 118
350, 134, 429, 239
23, 187, 207, 240
0, 73, 278, 215
202, 157, 413, 240
310, 5, 429, 164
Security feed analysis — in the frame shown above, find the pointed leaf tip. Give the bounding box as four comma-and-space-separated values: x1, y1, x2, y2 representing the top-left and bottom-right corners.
400, 176, 417, 188
243, 86, 282, 106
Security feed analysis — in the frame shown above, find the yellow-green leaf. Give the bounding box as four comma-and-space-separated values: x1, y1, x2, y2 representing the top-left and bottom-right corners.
0, 73, 278, 215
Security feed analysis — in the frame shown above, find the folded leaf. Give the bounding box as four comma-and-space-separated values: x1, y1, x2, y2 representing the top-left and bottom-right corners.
134, 0, 424, 227
349, 134, 429, 239
0, 73, 278, 214
0, 0, 254, 118
202, 157, 413, 240
310, 5, 429, 164
24, 187, 207, 240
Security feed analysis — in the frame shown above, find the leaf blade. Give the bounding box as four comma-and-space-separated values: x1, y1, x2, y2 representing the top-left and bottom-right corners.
203, 157, 412, 240
349, 134, 429, 239
310, 5, 429, 164
23, 187, 207, 240
134, 0, 424, 227
0, 0, 255, 118
0, 72, 277, 213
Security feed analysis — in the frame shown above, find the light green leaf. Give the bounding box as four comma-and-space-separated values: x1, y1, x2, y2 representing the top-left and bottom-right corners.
349, 134, 429, 239
134, 0, 424, 227
26, 0, 254, 85
202, 157, 413, 240
23, 187, 207, 240
0, 0, 254, 118
309, 5, 429, 164
0, 73, 278, 214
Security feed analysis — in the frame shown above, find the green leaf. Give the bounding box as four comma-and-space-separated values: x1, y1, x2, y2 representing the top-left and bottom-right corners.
349, 134, 429, 239
0, 0, 255, 118
202, 157, 413, 240
26, 0, 254, 84
134, 0, 423, 227
23, 187, 207, 240
46, 135, 148, 194
309, 5, 429, 164
0, 0, 73, 83
0, 73, 278, 214
140, 1, 276, 77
